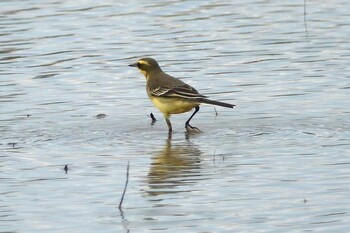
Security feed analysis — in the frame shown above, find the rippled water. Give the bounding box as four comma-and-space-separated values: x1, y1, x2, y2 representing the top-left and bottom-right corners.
1, 0, 350, 232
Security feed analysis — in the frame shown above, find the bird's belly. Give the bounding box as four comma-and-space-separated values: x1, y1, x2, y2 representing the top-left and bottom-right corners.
151, 97, 199, 114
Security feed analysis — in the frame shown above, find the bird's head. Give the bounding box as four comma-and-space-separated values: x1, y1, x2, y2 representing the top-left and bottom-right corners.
129, 57, 161, 77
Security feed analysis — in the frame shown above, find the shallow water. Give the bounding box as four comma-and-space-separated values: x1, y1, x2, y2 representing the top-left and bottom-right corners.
1, 0, 350, 232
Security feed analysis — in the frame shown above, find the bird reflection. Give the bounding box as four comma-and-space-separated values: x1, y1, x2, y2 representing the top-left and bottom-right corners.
146, 135, 202, 196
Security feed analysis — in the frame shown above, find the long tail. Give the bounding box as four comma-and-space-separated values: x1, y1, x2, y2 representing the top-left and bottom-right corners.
199, 98, 235, 108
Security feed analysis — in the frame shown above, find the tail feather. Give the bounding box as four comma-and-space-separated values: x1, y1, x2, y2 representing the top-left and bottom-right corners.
200, 98, 235, 108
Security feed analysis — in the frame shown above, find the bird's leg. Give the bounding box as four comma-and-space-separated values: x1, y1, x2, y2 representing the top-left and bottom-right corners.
185, 106, 202, 133
165, 117, 173, 134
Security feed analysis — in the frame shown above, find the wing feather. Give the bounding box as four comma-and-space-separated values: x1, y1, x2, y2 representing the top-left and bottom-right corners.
149, 85, 207, 99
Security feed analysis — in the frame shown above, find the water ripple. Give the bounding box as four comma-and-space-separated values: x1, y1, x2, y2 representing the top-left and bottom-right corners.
1, 0, 350, 232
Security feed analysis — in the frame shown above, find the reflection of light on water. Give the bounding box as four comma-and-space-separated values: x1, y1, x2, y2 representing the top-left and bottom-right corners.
146, 136, 202, 196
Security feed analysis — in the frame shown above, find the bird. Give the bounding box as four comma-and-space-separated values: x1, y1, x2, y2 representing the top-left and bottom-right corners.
129, 57, 235, 133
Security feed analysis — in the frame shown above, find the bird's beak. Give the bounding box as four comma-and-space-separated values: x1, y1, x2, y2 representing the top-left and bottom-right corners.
128, 63, 137, 67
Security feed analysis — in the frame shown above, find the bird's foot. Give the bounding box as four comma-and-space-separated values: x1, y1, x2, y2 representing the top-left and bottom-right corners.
148, 112, 157, 125
185, 124, 202, 134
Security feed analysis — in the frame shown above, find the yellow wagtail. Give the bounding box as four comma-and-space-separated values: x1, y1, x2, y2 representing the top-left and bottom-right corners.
129, 57, 235, 133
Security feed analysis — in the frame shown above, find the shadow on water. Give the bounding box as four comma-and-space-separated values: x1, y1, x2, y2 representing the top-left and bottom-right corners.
118, 208, 130, 233
118, 133, 202, 233
145, 134, 202, 197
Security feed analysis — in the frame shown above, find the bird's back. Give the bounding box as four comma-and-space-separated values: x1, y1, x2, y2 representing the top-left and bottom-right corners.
148, 70, 196, 91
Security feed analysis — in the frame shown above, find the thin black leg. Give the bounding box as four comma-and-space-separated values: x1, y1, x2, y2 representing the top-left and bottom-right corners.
165, 117, 172, 134
185, 106, 201, 133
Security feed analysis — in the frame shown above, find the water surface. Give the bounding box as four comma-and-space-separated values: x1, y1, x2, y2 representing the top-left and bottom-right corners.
1, 0, 350, 232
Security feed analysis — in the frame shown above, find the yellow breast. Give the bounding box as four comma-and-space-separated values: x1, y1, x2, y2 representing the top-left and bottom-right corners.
150, 97, 199, 115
